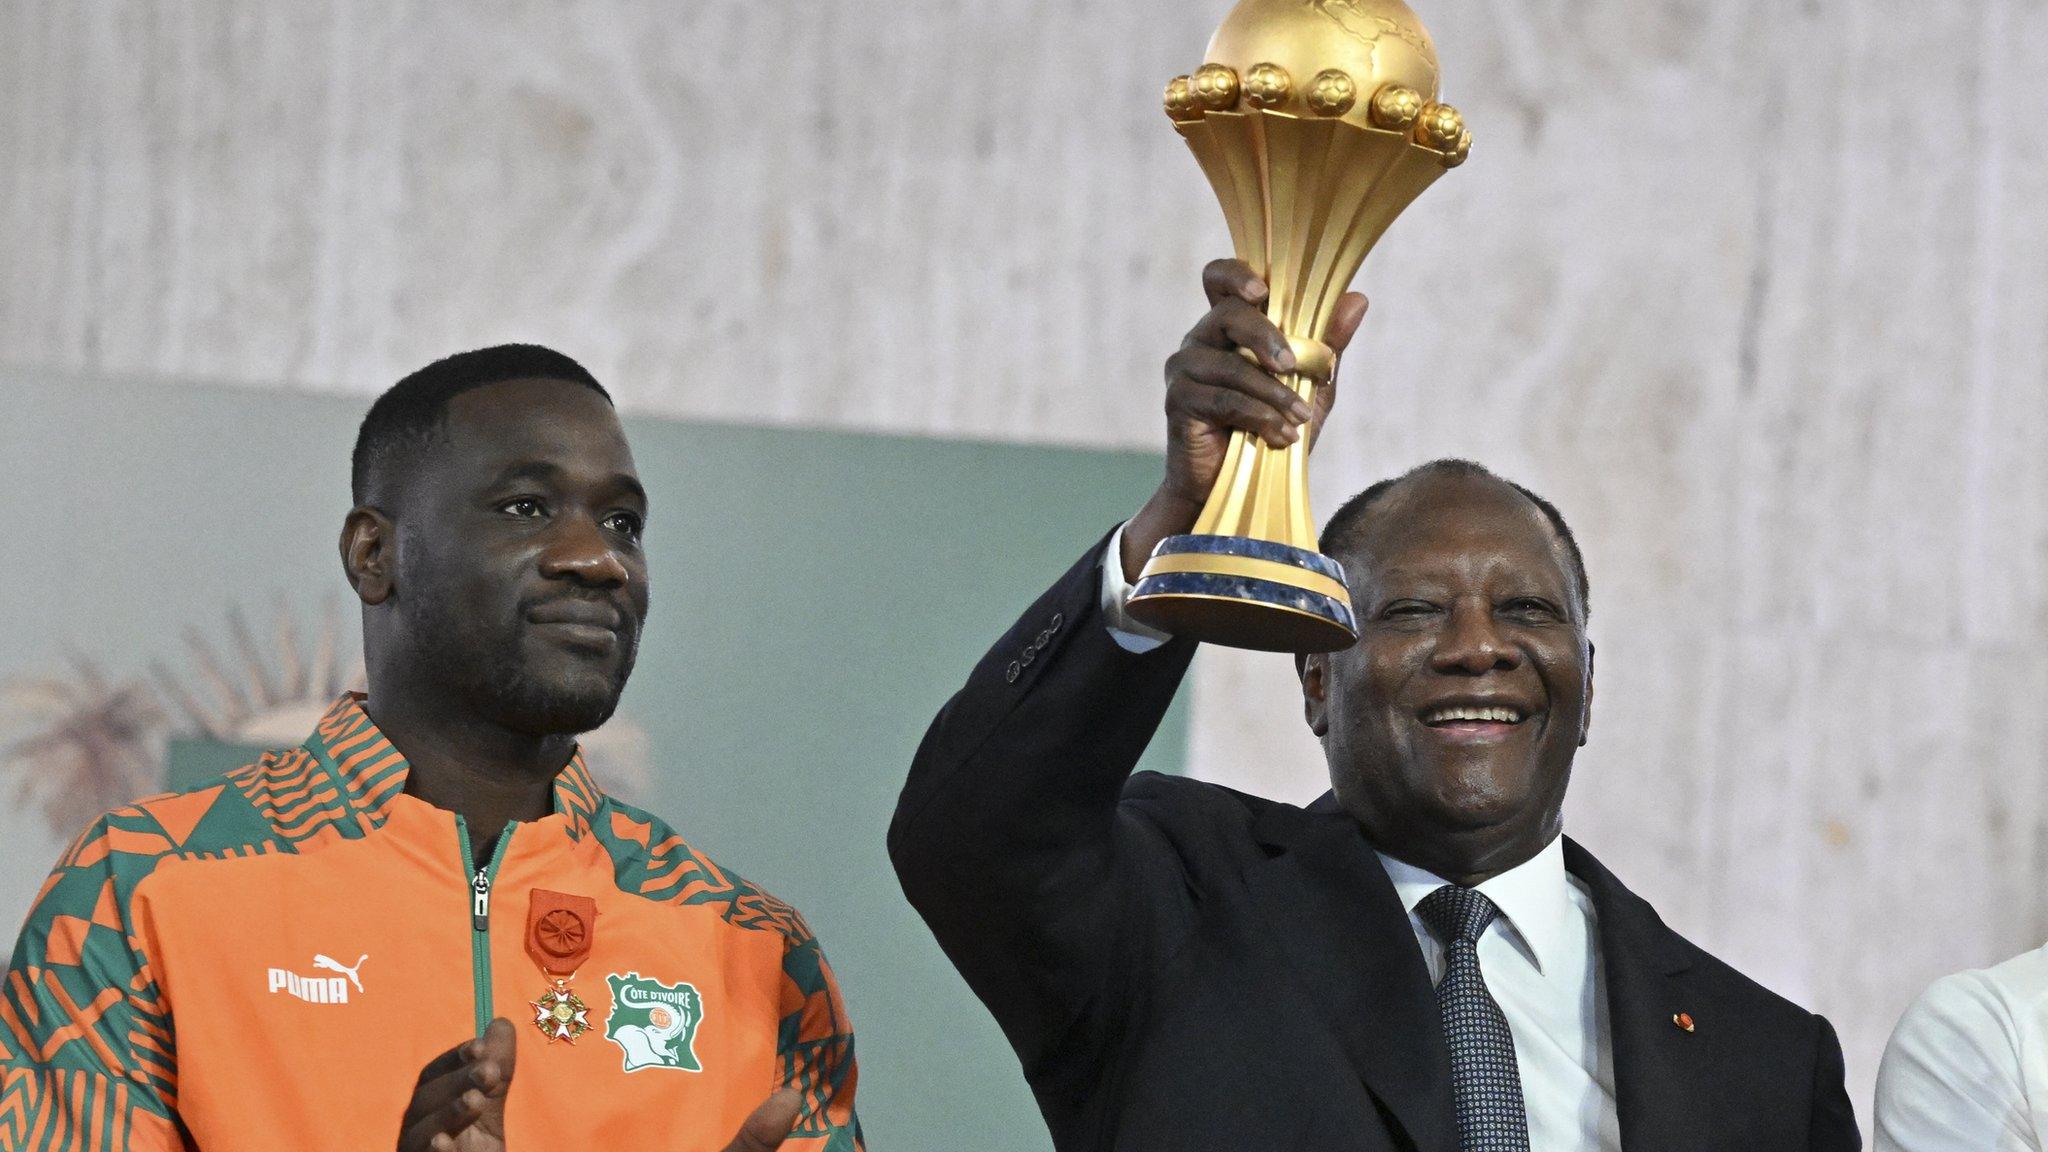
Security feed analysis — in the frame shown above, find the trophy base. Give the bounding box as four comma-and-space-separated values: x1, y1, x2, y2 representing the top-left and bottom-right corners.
1126, 535, 1358, 653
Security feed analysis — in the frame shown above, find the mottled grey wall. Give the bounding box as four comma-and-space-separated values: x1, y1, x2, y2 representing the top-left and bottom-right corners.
7, 0, 2048, 1133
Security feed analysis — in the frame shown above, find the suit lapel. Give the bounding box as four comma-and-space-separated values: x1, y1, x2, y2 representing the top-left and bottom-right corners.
1245, 796, 1459, 1152
1243, 815, 1719, 1149
1565, 840, 1709, 1152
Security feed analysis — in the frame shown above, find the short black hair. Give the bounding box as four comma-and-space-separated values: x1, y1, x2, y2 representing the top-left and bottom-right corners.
1319, 458, 1590, 618
350, 344, 611, 506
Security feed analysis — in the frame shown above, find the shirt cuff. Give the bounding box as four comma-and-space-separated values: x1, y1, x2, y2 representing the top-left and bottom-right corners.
1101, 522, 1175, 653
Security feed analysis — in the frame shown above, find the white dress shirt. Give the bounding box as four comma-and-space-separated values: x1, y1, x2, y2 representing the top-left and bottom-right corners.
1100, 522, 1174, 653
1099, 524, 1622, 1150
1876, 945, 2048, 1150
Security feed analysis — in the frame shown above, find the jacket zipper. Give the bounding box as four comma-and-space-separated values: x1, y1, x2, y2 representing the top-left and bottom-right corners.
456, 817, 517, 1037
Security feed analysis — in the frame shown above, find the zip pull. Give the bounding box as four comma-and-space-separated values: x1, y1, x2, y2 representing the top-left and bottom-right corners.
472, 868, 492, 932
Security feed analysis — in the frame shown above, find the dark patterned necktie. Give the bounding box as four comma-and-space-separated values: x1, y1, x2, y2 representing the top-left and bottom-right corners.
1416, 884, 1531, 1152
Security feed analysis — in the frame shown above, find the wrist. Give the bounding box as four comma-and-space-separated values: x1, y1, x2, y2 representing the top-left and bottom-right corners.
1122, 485, 1206, 581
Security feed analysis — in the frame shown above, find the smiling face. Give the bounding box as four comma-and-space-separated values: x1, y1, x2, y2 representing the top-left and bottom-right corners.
366, 376, 651, 737
1303, 470, 1592, 881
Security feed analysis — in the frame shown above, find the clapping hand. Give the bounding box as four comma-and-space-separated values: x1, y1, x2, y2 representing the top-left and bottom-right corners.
397, 1018, 517, 1152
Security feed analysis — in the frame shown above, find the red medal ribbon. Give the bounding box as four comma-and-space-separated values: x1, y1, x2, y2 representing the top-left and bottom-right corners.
526, 889, 597, 977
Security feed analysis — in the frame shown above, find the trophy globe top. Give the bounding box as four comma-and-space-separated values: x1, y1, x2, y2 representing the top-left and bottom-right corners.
1200, 0, 1441, 133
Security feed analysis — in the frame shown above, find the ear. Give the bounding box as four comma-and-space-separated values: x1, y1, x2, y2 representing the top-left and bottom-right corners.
1578, 639, 1595, 746
340, 507, 396, 606
1299, 651, 1331, 738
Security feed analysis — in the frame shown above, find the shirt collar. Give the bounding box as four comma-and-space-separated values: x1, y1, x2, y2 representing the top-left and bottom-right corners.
1375, 834, 1574, 975
305, 693, 605, 840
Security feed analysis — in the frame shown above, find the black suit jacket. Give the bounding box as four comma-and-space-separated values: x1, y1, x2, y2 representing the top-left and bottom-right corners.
890, 534, 1860, 1151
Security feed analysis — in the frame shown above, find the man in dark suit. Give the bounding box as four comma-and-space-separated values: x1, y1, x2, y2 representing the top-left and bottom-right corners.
889, 260, 1860, 1151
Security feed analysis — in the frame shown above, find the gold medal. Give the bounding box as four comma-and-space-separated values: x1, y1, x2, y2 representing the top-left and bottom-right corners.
525, 891, 597, 1044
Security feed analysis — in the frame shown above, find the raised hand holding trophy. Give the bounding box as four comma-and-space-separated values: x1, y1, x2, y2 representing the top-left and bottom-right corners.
1126, 0, 1470, 653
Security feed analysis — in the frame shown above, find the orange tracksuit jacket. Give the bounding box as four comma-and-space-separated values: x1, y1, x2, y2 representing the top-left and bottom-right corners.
0, 696, 861, 1150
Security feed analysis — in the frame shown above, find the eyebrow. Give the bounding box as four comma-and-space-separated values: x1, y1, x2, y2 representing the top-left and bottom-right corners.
488, 461, 647, 506
1372, 565, 1568, 595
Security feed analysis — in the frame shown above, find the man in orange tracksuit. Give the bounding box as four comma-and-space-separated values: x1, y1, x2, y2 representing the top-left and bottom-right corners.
1, 346, 861, 1151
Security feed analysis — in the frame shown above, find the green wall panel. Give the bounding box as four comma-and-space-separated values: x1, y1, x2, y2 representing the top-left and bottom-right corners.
0, 370, 1186, 1150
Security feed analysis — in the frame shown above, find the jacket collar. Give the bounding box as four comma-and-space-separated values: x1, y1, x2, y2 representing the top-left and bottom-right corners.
304, 693, 605, 841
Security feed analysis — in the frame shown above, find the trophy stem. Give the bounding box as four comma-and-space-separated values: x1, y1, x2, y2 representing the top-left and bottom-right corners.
1190, 373, 1319, 546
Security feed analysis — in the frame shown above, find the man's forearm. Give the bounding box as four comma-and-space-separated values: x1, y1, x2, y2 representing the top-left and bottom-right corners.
890, 531, 1194, 874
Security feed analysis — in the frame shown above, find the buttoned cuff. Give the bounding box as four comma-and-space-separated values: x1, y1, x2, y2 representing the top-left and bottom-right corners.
1100, 522, 1174, 653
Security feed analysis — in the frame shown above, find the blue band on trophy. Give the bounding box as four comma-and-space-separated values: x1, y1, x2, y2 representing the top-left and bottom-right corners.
1145, 534, 1349, 586
1129, 570, 1356, 634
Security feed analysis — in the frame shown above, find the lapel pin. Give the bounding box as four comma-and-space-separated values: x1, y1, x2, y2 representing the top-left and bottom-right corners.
1673, 1012, 1695, 1033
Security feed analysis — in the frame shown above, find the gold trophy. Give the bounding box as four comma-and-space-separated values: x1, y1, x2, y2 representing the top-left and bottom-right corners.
1126, 0, 1470, 652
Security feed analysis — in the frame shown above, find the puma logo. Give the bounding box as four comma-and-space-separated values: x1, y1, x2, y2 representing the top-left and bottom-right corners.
268, 954, 368, 1003
313, 953, 369, 992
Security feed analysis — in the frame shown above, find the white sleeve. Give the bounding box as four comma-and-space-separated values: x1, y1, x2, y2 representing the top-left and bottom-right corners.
1100, 522, 1175, 654
1875, 970, 2040, 1152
